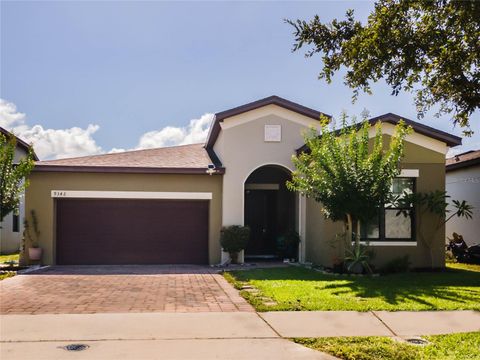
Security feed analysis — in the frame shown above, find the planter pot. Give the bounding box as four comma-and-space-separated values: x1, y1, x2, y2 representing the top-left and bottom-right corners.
348, 262, 363, 274
28, 247, 42, 261
229, 252, 239, 264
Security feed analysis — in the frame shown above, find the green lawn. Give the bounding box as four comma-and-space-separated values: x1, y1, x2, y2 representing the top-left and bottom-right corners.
0, 252, 19, 264
447, 262, 480, 272
295, 332, 480, 360
224, 263, 480, 311
0, 252, 20, 281
0, 272, 15, 281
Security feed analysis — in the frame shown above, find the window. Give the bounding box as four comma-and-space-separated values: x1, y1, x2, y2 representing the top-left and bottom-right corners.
361, 178, 415, 241
12, 213, 20, 233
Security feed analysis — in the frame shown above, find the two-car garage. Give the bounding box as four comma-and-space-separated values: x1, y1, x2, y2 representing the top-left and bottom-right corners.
23, 142, 224, 266
24, 143, 224, 266
55, 197, 210, 265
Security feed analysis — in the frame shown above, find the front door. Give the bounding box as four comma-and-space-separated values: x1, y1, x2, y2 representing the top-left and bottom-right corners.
244, 190, 277, 257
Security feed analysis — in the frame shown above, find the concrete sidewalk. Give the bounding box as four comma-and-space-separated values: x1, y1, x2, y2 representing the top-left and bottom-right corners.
0, 312, 277, 342
259, 310, 480, 338
1, 311, 478, 359
0, 312, 335, 360
1, 339, 338, 360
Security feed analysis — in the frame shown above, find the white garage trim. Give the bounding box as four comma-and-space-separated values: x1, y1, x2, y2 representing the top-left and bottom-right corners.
51, 190, 212, 200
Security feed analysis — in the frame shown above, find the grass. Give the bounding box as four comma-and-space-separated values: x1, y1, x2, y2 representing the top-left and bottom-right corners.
225, 264, 480, 311
0, 272, 15, 281
0, 252, 20, 281
447, 262, 480, 272
0, 252, 19, 264
295, 332, 480, 360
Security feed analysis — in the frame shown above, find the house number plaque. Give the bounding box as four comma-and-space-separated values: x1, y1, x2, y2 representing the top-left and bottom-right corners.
52, 191, 67, 197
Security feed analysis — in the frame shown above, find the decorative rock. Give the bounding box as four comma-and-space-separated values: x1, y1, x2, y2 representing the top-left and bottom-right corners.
263, 301, 278, 306
241, 285, 254, 290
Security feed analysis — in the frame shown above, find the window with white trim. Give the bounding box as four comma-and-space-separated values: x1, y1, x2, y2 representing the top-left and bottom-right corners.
361, 178, 415, 242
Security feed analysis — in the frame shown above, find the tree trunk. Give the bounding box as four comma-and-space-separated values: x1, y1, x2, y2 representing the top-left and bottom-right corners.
346, 213, 353, 249
355, 220, 361, 250
430, 247, 435, 269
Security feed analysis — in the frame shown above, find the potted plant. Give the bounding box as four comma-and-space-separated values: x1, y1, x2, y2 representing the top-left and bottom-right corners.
220, 225, 250, 264
344, 241, 373, 274
24, 210, 42, 262
276, 230, 301, 261
284, 230, 301, 261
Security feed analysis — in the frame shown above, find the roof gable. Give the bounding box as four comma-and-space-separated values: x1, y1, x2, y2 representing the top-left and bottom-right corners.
205, 95, 329, 149
368, 113, 462, 147
0, 126, 39, 160
297, 113, 462, 154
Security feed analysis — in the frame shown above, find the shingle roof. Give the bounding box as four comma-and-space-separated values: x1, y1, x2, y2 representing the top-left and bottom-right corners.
446, 150, 480, 171
34, 143, 224, 174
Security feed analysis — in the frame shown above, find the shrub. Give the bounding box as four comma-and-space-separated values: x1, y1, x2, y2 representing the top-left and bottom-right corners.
23, 210, 40, 248
220, 225, 250, 264
344, 243, 374, 274
380, 255, 411, 274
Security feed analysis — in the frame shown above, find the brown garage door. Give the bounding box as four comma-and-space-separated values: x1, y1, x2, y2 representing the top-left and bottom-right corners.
56, 198, 209, 265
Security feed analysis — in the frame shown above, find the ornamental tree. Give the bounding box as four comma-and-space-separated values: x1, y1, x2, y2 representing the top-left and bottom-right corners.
0, 132, 36, 223
287, 113, 411, 262
287, 0, 480, 134
395, 190, 473, 268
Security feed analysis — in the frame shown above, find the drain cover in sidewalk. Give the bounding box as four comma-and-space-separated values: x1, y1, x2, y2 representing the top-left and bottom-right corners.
61, 344, 90, 351
405, 338, 429, 346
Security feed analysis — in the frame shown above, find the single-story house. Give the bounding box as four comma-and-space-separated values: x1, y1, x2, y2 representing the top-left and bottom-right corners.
0, 127, 39, 254
446, 150, 480, 246
25, 96, 462, 268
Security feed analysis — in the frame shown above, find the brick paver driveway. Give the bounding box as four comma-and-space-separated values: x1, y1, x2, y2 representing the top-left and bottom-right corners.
0, 265, 253, 314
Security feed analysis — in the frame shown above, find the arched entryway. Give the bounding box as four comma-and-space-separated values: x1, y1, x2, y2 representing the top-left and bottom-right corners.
244, 165, 297, 259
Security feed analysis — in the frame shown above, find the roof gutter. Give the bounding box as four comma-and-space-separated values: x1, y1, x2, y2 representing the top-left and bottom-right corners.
32, 165, 226, 175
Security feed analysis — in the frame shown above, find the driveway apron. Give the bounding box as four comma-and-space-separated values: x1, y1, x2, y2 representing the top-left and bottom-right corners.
0, 265, 253, 314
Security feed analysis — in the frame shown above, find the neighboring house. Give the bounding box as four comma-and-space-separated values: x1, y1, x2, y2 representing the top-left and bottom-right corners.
0, 127, 38, 254
25, 96, 461, 268
446, 150, 480, 246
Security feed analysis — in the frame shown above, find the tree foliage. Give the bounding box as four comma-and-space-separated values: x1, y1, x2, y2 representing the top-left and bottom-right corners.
287, 0, 480, 134
287, 113, 411, 250
0, 132, 36, 222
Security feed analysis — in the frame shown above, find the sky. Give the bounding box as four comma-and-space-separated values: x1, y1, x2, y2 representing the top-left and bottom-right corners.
1, 1, 478, 160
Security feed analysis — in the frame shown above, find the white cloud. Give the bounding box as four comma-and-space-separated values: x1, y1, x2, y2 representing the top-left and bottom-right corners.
108, 147, 127, 154
0, 99, 102, 160
0, 98, 214, 160
0, 99, 27, 128
17, 124, 102, 160
137, 113, 213, 149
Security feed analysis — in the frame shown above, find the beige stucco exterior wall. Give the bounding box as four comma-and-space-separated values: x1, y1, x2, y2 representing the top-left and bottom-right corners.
305, 134, 449, 269
24, 172, 223, 265
0, 146, 28, 254
213, 105, 321, 261
446, 165, 480, 247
